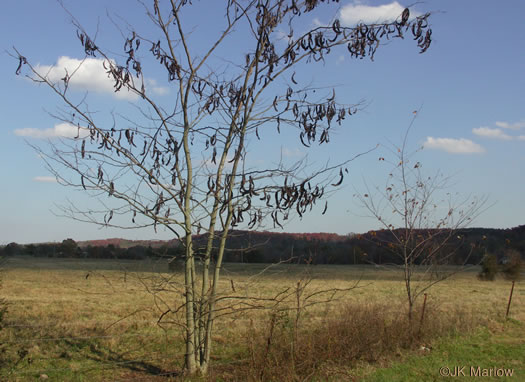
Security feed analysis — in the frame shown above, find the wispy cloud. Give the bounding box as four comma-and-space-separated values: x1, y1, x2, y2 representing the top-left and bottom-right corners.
495, 121, 525, 130
339, 1, 420, 26
518, 135, 525, 141
35, 56, 168, 100
273, 29, 294, 46
145, 78, 169, 96
14, 123, 90, 139
472, 120, 525, 141
33, 176, 57, 183
472, 127, 512, 140
424, 137, 485, 154
282, 147, 304, 158
312, 17, 325, 27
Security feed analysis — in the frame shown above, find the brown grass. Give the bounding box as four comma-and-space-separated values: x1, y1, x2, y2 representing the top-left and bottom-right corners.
0, 257, 522, 381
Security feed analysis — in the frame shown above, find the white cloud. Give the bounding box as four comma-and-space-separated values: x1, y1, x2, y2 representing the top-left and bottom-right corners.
35, 56, 168, 100
282, 147, 304, 158
472, 127, 512, 140
14, 123, 90, 139
312, 17, 325, 27
273, 29, 294, 45
145, 78, 170, 96
518, 135, 525, 141
339, 1, 420, 26
33, 176, 57, 183
152, 86, 169, 96
494, 121, 525, 130
424, 137, 485, 154
35, 56, 137, 100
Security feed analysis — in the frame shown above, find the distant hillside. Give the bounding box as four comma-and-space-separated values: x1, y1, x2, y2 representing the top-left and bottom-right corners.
3, 226, 523, 265
71, 226, 525, 265
76, 238, 176, 249
77, 231, 347, 249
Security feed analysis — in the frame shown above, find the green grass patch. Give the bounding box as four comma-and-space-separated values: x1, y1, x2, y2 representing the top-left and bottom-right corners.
364, 320, 525, 381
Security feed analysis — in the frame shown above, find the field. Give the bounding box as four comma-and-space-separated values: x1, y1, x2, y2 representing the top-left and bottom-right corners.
0, 257, 523, 381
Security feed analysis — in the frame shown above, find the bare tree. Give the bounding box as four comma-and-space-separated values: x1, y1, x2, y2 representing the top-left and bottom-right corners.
14, 0, 433, 375
356, 117, 487, 320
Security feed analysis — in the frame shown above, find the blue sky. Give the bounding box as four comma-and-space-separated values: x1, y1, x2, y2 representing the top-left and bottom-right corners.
1, 0, 524, 244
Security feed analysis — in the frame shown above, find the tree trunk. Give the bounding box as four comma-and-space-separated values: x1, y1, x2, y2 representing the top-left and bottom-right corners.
184, 236, 197, 373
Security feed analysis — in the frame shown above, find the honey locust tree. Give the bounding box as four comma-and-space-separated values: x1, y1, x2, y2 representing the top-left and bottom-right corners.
356, 120, 487, 320
15, 0, 433, 375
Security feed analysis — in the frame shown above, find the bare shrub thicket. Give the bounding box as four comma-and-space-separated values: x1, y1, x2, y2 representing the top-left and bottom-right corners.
217, 299, 483, 381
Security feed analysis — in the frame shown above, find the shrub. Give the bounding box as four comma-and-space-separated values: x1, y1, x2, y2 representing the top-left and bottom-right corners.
502, 250, 522, 281
478, 254, 499, 281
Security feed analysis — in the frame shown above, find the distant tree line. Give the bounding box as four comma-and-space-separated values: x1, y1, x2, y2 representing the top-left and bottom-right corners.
0, 239, 164, 261
1, 226, 524, 266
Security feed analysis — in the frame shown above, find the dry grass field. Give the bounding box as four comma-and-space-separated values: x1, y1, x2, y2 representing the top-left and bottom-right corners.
0, 257, 523, 381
